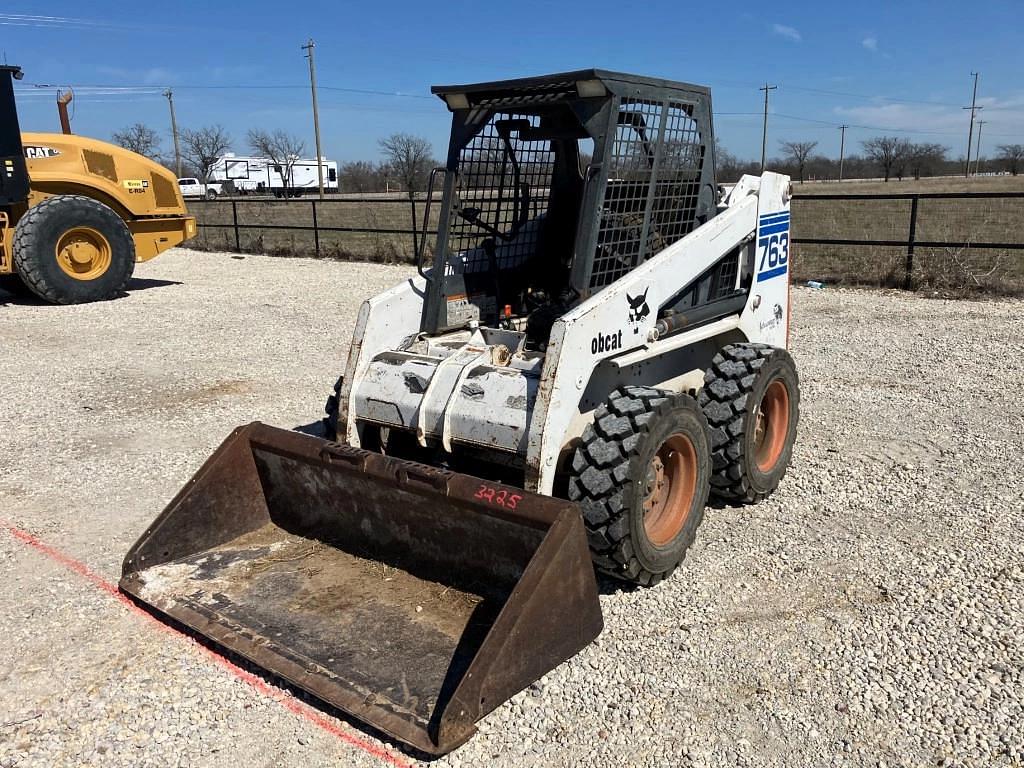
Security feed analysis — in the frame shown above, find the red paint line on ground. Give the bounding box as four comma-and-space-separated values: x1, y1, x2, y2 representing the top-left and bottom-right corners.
1, 520, 413, 768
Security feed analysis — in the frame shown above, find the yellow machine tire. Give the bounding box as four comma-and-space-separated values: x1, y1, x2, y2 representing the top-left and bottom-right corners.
13, 195, 135, 304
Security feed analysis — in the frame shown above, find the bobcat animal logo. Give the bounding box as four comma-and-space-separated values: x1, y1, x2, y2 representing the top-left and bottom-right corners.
773, 303, 783, 322
627, 288, 650, 331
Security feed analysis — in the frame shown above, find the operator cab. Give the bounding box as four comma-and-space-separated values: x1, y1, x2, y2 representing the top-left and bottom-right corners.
422, 69, 719, 346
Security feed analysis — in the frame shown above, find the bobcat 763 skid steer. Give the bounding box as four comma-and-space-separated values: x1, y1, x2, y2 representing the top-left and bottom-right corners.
121, 70, 800, 755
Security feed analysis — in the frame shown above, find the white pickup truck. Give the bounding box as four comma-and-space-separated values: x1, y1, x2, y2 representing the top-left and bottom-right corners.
177, 178, 225, 200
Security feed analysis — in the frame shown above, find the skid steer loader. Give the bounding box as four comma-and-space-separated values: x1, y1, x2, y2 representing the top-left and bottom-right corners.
0, 65, 195, 304
121, 70, 800, 755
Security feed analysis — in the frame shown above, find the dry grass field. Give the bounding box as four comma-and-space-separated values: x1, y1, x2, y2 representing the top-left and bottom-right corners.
188, 175, 1024, 295
792, 175, 1024, 294
189, 195, 439, 264
794, 173, 1024, 196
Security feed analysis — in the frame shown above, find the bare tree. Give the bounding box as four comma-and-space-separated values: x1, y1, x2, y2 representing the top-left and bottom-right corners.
180, 125, 232, 181
996, 144, 1024, 176
906, 143, 948, 180
248, 129, 306, 197
778, 140, 818, 181
379, 133, 434, 255
379, 133, 433, 195
111, 123, 161, 159
339, 161, 384, 193
861, 136, 912, 182
715, 139, 741, 183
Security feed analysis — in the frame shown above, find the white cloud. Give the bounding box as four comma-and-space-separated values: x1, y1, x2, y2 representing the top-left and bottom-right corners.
833, 94, 1024, 141
772, 23, 802, 42
862, 36, 878, 51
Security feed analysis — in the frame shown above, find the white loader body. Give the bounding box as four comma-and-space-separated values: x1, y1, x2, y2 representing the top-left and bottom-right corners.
338, 172, 791, 494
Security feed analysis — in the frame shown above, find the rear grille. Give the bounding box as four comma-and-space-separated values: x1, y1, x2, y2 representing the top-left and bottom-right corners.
150, 172, 179, 208
83, 150, 117, 182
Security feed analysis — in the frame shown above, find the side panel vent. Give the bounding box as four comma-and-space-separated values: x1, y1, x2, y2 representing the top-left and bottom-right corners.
150, 172, 179, 208
83, 150, 118, 182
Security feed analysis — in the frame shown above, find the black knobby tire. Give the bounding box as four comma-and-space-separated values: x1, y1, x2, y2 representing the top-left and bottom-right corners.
569, 386, 711, 587
13, 195, 135, 304
323, 375, 343, 440
698, 343, 800, 504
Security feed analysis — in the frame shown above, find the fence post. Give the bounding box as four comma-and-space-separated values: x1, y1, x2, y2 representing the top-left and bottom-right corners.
409, 196, 418, 261
904, 195, 919, 290
312, 200, 320, 258
231, 200, 241, 252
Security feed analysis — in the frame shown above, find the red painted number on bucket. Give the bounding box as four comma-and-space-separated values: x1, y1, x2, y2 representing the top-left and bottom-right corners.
474, 484, 522, 510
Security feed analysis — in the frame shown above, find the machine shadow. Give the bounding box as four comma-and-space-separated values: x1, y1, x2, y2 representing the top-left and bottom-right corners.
124, 277, 183, 292
0, 277, 183, 305
0, 290, 38, 306
292, 420, 328, 438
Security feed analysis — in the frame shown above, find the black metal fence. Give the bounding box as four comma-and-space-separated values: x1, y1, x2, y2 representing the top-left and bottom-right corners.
188, 191, 1024, 292
189, 196, 432, 263
790, 192, 1024, 291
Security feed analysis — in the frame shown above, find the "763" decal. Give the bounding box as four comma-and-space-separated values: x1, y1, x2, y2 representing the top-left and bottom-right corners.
757, 211, 790, 282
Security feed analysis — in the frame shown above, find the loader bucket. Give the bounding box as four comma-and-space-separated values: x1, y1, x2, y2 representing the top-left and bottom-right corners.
120, 423, 602, 755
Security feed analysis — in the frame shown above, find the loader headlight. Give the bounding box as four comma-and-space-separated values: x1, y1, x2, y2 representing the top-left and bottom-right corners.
444, 92, 469, 110
576, 79, 606, 98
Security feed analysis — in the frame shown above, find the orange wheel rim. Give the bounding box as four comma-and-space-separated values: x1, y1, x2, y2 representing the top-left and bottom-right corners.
642, 434, 698, 546
754, 379, 790, 471
55, 227, 112, 281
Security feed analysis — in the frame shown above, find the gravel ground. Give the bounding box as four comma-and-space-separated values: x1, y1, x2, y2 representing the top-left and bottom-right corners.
1, 248, 1022, 768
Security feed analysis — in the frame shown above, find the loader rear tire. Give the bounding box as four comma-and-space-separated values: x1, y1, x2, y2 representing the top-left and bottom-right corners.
569, 386, 711, 587
698, 343, 799, 504
12, 195, 135, 304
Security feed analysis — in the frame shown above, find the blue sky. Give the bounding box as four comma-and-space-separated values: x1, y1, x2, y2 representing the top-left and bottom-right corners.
4, 1, 1023, 165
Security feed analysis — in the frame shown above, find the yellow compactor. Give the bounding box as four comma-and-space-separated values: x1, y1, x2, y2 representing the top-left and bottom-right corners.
0, 65, 195, 303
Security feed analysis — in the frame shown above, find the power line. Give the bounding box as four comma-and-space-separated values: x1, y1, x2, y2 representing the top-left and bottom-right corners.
779, 84, 961, 109
22, 81, 435, 99
12, 79, 1022, 140
769, 112, 1019, 138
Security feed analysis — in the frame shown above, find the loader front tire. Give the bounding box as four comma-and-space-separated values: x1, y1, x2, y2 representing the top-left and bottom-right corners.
698, 343, 800, 504
12, 195, 135, 304
569, 386, 711, 587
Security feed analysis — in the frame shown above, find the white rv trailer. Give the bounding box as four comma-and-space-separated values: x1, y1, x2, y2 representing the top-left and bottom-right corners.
208, 153, 339, 196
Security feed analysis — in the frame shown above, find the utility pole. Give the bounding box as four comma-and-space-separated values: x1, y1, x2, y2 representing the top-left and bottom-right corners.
760, 83, 777, 174
974, 120, 987, 176
302, 38, 325, 200
963, 71, 980, 177
838, 125, 848, 181
163, 89, 182, 178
